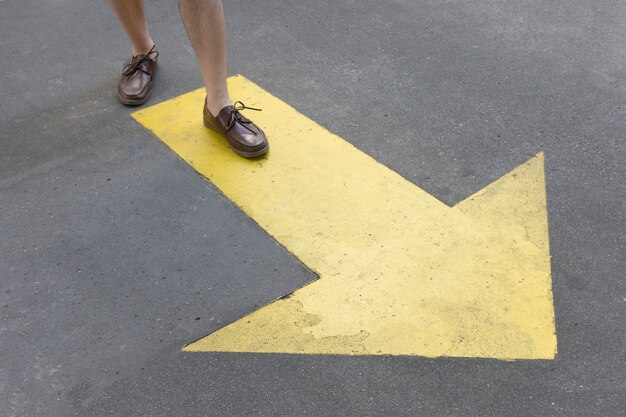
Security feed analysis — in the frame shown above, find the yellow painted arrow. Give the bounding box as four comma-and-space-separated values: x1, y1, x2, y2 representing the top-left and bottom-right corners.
132, 75, 556, 360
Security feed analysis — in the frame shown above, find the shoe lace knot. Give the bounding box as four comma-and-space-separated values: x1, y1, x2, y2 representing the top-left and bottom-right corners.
122, 45, 158, 76
225, 101, 262, 135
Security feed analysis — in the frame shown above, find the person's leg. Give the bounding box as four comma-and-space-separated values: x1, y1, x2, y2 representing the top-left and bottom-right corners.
179, 0, 269, 158
108, 0, 155, 56
178, 0, 231, 116
108, 0, 159, 106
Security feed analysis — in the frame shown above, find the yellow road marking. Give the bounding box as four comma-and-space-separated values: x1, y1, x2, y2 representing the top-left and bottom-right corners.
132, 75, 556, 359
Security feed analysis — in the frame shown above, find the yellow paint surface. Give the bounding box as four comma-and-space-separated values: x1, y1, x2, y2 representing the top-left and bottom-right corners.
132, 75, 557, 359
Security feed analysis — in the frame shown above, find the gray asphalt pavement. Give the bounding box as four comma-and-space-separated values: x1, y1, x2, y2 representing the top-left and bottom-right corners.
1, 0, 625, 416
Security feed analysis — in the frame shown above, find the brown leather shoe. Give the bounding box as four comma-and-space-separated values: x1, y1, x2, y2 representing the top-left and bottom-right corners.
203, 100, 270, 158
117, 45, 159, 106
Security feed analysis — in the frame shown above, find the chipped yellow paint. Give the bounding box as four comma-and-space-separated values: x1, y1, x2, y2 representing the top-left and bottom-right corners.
132, 75, 557, 359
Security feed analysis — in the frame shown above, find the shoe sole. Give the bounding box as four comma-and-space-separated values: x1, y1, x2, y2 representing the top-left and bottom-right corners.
117, 65, 158, 107
203, 118, 270, 158
118, 90, 152, 106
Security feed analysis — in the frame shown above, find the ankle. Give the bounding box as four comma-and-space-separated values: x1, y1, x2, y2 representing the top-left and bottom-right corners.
205, 95, 232, 117
132, 41, 156, 57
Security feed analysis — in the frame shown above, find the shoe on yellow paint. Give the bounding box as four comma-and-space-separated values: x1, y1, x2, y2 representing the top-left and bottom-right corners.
203, 98, 269, 158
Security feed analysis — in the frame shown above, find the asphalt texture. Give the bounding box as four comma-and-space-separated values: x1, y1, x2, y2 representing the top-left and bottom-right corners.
1, 0, 625, 416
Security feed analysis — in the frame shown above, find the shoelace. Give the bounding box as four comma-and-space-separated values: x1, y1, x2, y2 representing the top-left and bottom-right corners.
122, 45, 158, 76
224, 101, 262, 135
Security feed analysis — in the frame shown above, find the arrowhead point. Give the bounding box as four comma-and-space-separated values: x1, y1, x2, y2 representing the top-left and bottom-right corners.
453, 151, 557, 358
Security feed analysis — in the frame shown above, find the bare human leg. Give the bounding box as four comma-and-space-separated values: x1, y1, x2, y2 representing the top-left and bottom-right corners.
107, 0, 155, 57
178, 0, 232, 117
180, 0, 269, 157
108, 0, 158, 106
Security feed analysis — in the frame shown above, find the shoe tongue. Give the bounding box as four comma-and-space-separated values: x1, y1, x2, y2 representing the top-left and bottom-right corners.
219, 105, 235, 117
